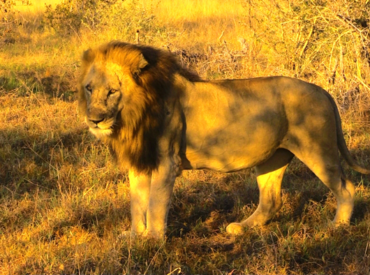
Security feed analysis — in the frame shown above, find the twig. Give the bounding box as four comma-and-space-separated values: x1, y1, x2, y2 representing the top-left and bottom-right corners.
25, 141, 58, 173
355, 75, 370, 91
13, 73, 32, 94
167, 267, 181, 275
136, 29, 140, 44
336, 14, 368, 42
223, 40, 233, 60
299, 18, 317, 58
143, 239, 167, 275
217, 30, 225, 43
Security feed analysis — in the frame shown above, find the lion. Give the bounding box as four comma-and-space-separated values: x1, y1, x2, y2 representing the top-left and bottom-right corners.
78, 41, 370, 239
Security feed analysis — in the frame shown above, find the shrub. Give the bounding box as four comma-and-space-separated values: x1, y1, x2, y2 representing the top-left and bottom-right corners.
43, 0, 157, 41
243, 0, 370, 90
43, 0, 110, 35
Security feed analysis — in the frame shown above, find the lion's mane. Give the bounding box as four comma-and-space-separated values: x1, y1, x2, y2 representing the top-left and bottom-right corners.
78, 41, 200, 172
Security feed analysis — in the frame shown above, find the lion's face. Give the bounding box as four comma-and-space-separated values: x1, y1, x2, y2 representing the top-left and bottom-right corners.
81, 62, 125, 137
81, 58, 145, 138
79, 45, 152, 139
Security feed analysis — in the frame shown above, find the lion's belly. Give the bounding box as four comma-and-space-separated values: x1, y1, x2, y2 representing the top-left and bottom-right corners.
183, 122, 283, 172
183, 148, 274, 172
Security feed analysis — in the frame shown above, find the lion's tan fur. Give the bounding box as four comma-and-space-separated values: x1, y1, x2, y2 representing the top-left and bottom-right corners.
78, 41, 199, 172
78, 41, 370, 239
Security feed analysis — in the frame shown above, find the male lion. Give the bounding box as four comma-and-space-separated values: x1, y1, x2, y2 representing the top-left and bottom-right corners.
78, 41, 370, 239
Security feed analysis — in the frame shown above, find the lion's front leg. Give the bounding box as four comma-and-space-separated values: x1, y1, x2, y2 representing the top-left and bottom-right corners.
146, 158, 179, 239
129, 169, 151, 236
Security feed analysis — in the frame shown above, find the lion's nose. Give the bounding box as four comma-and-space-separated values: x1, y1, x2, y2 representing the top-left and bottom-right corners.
89, 118, 104, 125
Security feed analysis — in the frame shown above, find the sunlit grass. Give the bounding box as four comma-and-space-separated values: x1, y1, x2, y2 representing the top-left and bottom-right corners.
1, 0, 370, 273
14, 0, 62, 12
150, 0, 246, 49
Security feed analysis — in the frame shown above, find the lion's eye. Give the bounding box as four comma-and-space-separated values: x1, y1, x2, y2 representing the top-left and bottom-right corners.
108, 89, 118, 96
85, 84, 92, 93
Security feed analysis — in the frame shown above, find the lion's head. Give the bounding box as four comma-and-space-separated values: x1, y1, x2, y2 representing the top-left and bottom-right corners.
78, 41, 187, 172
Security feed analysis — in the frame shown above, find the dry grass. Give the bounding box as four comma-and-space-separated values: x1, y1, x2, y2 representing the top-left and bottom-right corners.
151, 0, 245, 50
1, 0, 370, 274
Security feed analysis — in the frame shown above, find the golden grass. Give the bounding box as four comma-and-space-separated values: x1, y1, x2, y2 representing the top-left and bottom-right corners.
153, 0, 246, 51
13, 0, 62, 12
1, 0, 370, 273
150, 0, 245, 49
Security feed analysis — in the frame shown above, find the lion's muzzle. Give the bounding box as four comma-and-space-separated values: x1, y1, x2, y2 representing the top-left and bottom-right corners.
87, 108, 109, 126
86, 112, 115, 137
89, 117, 105, 127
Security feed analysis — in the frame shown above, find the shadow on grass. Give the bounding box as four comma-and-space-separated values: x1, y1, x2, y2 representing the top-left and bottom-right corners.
167, 152, 370, 240
292, 225, 370, 274
0, 127, 95, 196
169, 184, 236, 237
346, 147, 370, 186
0, 125, 131, 238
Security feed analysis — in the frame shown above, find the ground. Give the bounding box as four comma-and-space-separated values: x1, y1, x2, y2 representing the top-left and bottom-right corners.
1, 0, 370, 274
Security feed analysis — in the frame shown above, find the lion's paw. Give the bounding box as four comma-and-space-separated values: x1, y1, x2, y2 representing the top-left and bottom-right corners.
226, 223, 245, 235
331, 219, 350, 228
143, 230, 166, 241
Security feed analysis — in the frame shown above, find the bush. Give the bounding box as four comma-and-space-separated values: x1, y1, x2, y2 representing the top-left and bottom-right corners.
0, 0, 18, 36
43, 0, 111, 35
243, 0, 370, 90
43, 0, 157, 41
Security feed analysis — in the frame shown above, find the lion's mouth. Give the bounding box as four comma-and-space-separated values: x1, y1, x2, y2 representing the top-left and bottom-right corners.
86, 117, 115, 137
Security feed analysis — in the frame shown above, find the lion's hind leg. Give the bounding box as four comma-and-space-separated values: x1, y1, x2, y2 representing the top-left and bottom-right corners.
292, 150, 355, 226
226, 149, 294, 235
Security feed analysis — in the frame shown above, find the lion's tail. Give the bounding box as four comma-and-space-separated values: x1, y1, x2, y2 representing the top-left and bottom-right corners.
326, 92, 370, 174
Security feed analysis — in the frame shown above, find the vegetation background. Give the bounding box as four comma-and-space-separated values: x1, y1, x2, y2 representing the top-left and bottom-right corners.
1, 0, 370, 274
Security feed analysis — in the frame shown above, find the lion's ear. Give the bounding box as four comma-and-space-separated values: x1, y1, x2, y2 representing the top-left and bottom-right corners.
132, 53, 148, 78
82, 49, 95, 64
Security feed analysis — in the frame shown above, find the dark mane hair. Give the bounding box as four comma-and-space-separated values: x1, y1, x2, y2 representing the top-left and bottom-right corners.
79, 41, 200, 173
